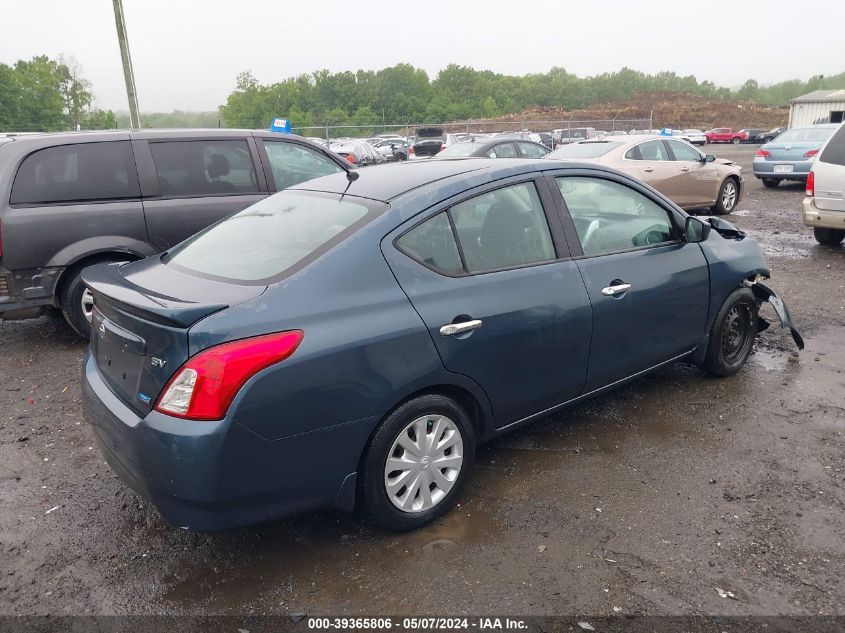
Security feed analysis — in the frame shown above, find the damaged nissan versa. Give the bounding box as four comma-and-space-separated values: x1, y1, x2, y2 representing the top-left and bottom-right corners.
81, 158, 802, 532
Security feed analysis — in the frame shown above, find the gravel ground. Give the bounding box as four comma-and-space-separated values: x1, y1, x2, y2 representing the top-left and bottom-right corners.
0, 144, 843, 617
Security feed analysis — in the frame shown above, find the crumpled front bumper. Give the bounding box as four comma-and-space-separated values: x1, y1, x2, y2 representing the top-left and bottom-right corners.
748, 281, 804, 350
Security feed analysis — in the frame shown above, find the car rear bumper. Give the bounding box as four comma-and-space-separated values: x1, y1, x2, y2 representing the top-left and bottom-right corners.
802, 197, 845, 229
82, 351, 372, 531
0, 265, 62, 319
753, 158, 812, 180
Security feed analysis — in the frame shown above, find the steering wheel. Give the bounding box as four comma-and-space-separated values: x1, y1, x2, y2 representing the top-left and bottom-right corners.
581, 219, 600, 251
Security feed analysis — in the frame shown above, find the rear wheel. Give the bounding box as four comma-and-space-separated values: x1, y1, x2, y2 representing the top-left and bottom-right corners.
59, 258, 130, 338
731, 137, 741, 145
813, 227, 845, 246
359, 394, 475, 531
712, 178, 738, 214
702, 288, 758, 377
762, 178, 779, 189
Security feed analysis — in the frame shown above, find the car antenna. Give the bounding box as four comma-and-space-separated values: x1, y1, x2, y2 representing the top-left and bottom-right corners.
340, 169, 359, 200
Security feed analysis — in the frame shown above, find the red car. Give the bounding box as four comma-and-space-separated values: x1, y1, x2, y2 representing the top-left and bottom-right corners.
705, 128, 748, 144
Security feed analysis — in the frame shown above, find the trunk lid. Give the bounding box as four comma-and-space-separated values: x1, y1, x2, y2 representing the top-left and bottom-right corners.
764, 141, 820, 162
83, 258, 265, 416
413, 127, 445, 157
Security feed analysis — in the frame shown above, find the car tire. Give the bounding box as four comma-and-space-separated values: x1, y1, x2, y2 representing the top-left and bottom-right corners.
60, 259, 129, 339
813, 227, 845, 246
701, 287, 758, 377
731, 137, 741, 145
60, 268, 97, 339
359, 394, 476, 532
762, 178, 779, 189
712, 178, 739, 214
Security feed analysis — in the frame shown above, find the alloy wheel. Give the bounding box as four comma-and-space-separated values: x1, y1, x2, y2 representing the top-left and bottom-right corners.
721, 181, 737, 211
81, 288, 95, 323
384, 414, 464, 513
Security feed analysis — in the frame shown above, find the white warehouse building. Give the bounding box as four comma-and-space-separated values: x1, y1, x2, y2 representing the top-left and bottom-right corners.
788, 90, 845, 128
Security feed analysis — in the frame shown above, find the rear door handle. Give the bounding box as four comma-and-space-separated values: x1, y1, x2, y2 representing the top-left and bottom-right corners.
601, 283, 632, 297
680, 167, 690, 172
440, 319, 483, 336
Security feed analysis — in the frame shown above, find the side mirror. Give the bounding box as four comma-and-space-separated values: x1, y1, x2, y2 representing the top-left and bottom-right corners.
685, 216, 711, 243
704, 154, 716, 163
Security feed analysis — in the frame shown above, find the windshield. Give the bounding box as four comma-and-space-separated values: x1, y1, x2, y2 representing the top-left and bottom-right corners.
774, 128, 836, 143
547, 141, 622, 159
165, 191, 387, 284
439, 142, 481, 157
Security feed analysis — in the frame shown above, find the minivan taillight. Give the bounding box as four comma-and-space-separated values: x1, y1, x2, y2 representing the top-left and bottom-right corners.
806, 171, 815, 197
756, 149, 771, 158
155, 330, 304, 420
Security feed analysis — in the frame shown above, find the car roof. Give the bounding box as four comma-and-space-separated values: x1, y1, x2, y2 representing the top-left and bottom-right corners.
290, 158, 595, 202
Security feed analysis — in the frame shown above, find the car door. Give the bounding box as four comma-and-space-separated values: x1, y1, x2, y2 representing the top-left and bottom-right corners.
383, 177, 592, 427
548, 171, 710, 392
137, 136, 267, 250
665, 139, 720, 207
619, 140, 676, 197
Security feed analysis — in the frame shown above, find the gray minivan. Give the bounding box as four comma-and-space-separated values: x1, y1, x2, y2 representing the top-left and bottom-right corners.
0, 129, 349, 336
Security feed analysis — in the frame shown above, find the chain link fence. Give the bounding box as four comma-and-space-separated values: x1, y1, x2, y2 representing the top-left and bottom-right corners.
292, 116, 655, 146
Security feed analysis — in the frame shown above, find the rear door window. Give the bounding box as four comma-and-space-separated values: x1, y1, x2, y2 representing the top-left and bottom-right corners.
517, 142, 550, 158
489, 143, 518, 158
262, 141, 343, 190
10, 141, 139, 205
149, 139, 259, 198
396, 212, 463, 275
625, 140, 668, 161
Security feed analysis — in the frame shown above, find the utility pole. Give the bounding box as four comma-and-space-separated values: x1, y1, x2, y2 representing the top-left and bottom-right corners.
112, 0, 140, 129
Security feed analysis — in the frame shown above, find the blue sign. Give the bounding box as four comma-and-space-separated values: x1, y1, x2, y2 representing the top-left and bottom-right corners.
270, 117, 292, 133
659, 127, 672, 136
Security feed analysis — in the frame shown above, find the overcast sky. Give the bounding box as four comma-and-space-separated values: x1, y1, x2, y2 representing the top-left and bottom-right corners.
2, 0, 844, 112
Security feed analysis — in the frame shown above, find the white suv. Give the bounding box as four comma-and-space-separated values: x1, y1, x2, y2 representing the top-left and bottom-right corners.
803, 123, 845, 246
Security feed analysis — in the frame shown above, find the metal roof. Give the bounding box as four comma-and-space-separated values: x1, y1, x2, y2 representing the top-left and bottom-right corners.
790, 90, 845, 104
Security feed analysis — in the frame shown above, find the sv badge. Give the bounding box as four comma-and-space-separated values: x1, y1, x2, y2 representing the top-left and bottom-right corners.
151, 357, 167, 369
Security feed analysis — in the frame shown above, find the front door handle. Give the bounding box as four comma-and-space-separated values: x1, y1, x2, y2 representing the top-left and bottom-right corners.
680, 167, 690, 172
601, 283, 632, 297
643, 168, 654, 173
440, 319, 483, 336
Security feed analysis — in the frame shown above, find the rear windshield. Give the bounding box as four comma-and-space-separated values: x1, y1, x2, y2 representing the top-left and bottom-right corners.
775, 128, 837, 143
547, 142, 621, 159
165, 190, 387, 284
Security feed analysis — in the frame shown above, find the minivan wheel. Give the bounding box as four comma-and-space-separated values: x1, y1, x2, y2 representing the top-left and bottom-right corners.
813, 227, 845, 246
701, 288, 758, 377
712, 178, 738, 214
761, 178, 779, 189
359, 394, 475, 531
60, 269, 96, 339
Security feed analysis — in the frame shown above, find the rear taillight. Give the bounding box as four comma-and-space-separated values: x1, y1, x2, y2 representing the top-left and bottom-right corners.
155, 330, 304, 420
438, 144, 445, 152
803, 149, 819, 158
344, 153, 357, 165
806, 171, 815, 197
408, 146, 414, 154
755, 149, 771, 158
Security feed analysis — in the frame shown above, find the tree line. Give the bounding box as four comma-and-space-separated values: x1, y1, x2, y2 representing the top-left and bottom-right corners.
0, 55, 117, 132
219, 64, 845, 132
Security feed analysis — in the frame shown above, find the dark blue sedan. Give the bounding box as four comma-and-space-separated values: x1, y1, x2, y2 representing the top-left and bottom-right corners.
81, 159, 801, 532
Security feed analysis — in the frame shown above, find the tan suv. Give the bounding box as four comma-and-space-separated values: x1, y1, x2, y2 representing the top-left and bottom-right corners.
803, 123, 845, 246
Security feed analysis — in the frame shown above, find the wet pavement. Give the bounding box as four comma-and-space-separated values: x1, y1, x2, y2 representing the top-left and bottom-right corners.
1, 144, 843, 616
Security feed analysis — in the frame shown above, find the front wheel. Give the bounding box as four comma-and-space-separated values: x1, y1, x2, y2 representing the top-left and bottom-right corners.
712, 178, 738, 214
701, 288, 758, 377
814, 227, 845, 246
359, 394, 476, 531
762, 178, 779, 189
731, 137, 741, 145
